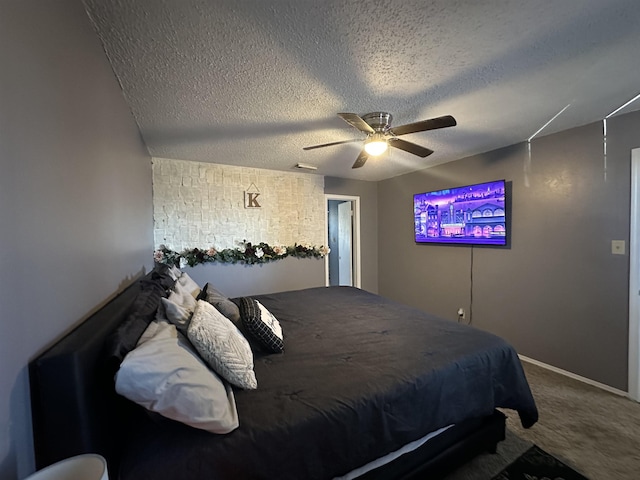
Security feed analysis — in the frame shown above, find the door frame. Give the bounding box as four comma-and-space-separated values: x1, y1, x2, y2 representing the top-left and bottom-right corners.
629, 148, 640, 402
325, 194, 361, 288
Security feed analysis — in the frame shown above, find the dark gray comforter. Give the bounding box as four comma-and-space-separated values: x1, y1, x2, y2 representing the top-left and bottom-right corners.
119, 286, 537, 480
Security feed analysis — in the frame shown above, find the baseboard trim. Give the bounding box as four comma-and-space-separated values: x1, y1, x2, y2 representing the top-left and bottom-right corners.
518, 354, 628, 398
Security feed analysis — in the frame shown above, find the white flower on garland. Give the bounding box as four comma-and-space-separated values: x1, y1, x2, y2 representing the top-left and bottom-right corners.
255, 247, 264, 258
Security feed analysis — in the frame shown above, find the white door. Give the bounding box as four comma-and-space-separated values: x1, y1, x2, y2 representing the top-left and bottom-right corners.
337, 201, 353, 286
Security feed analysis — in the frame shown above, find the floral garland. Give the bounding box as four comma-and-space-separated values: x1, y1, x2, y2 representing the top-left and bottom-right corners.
154, 241, 330, 267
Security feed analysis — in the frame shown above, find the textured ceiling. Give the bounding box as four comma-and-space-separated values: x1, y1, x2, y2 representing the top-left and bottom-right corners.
83, 0, 640, 181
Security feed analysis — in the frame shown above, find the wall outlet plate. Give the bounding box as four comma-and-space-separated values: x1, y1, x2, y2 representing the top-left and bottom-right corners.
612, 240, 626, 255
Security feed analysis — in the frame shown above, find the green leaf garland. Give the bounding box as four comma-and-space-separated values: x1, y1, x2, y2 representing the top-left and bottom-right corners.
154, 241, 330, 267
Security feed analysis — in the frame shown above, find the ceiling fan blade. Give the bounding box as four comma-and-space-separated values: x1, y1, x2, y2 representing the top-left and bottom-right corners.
352, 150, 368, 169
389, 115, 457, 136
338, 113, 375, 134
303, 138, 361, 150
389, 138, 434, 158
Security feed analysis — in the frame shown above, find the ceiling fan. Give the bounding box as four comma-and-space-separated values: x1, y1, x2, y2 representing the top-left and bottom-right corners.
303, 112, 457, 169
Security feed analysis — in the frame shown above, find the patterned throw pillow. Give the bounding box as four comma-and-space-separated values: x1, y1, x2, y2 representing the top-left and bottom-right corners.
237, 297, 284, 353
187, 300, 257, 389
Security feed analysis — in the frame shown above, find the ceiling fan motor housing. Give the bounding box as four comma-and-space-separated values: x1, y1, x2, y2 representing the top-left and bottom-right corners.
362, 112, 393, 133
303, 111, 454, 168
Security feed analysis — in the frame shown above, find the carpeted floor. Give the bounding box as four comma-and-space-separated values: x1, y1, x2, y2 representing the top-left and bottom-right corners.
442, 361, 640, 480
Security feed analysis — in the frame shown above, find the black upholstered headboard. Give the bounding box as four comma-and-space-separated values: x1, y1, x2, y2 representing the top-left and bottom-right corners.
29, 265, 174, 472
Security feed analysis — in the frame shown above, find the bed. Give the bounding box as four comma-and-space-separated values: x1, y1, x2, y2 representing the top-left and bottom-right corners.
30, 264, 538, 479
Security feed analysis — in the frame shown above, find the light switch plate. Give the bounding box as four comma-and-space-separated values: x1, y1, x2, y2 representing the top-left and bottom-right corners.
612, 240, 625, 255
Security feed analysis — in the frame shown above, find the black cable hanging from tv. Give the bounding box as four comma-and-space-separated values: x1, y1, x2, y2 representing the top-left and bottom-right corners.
468, 246, 474, 325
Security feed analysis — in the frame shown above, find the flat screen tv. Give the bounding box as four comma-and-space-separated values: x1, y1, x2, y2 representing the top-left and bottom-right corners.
414, 179, 507, 246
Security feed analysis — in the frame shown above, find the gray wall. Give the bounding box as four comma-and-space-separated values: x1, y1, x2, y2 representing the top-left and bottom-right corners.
378, 111, 640, 391
185, 257, 326, 298
325, 177, 379, 293
0, 2, 153, 478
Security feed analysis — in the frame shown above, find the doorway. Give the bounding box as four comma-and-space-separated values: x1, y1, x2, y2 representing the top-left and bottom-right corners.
629, 148, 640, 402
325, 195, 361, 288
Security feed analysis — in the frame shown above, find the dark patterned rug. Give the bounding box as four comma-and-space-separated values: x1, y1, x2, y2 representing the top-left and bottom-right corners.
492, 445, 589, 480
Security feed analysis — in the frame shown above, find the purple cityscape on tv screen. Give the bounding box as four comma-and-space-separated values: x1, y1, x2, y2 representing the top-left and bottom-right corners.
414, 180, 507, 245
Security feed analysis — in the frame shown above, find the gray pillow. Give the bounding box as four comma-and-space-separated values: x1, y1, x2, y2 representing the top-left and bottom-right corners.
198, 283, 241, 325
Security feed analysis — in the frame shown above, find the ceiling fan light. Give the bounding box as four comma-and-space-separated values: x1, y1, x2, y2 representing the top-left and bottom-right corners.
364, 134, 388, 156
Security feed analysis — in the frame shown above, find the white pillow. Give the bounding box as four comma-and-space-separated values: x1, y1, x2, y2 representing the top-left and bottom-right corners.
162, 288, 197, 332
172, 279, 196, 300
177, 272, 201, 298
115, 321, 239, 434
188, 300, 257, 389
168, 265, 182, 281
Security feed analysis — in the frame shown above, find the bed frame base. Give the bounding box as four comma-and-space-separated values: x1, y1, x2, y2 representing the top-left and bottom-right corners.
362, 410, 506, 479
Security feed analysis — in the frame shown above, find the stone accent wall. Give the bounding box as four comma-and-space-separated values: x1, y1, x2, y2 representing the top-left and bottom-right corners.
152, 158, 325, 251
